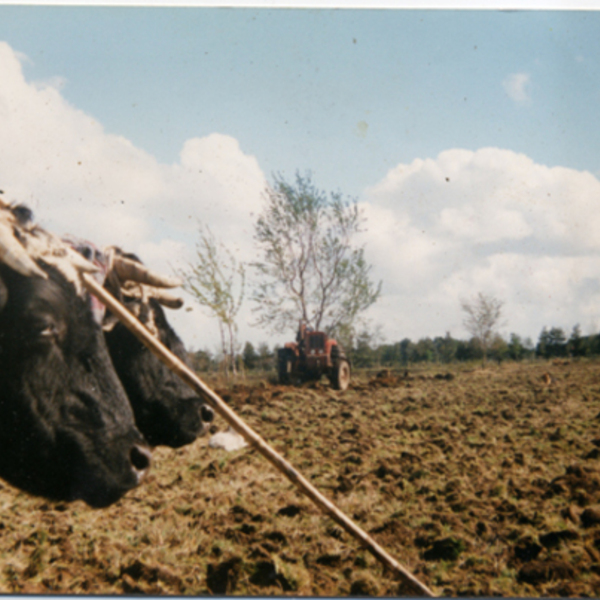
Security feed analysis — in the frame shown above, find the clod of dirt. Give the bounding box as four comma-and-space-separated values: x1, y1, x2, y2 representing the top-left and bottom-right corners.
547, 581, 591, 597
206, 556, 243, 594
371, 518, 412, 544
539, 530, 580, 548
349, 573, 381, 596
517, 560, 577, 584
326, 525, 345, 540
549, 465, 600, 501
277, 504, 302, 517
586, 544, 600, 563
229, 505, 251, 522
471, 522, 486, 538
203, 460, 220, 478
343, 453, 363, 465
369, 370, 400, 388
513, 537, 543, 562
541, 372, 556, 386
263, 530, 288, 546
249, 560, 292, 590
316, 553, 342, 567
580, 507, 600, 528
501, 409, 515, 420
422, 537, 465, 561
561, 504, 582, 524
121, 574, 148, 594
585, 448, 600, 460
549, 427, 563, 441
121, 560, 181, 589
434, 373, 454, 381
414, 534, 435, 549
374, 464, 390, 479
336, 474, 354, 493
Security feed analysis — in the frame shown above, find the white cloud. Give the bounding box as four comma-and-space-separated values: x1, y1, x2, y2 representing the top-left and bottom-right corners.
503, 72, 531, 104
0, 41, 268, 348
361, 147, 600, 342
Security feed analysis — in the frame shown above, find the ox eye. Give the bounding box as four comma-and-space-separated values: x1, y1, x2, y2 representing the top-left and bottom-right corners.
33, 319, 61, 342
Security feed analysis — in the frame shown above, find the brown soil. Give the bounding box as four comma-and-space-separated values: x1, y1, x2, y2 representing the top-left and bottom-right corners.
2, 359, 600, 596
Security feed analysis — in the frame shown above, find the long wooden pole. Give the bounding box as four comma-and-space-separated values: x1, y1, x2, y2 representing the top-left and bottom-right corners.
82, 274, 435, 598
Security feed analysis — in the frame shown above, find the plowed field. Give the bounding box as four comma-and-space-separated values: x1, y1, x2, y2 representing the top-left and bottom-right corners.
2, 360, 600, 596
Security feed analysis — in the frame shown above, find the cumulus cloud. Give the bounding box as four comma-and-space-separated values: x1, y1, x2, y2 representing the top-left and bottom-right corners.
0, 41, 267, 349
503, 72, 531, 104
360, 147, 600, 342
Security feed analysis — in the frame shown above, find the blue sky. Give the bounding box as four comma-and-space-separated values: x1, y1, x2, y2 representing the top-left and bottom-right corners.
5, 9, 600, 181
1, 5, 600, 351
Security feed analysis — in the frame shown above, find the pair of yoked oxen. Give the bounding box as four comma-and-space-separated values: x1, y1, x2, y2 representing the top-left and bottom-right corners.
0, 202, 214, 508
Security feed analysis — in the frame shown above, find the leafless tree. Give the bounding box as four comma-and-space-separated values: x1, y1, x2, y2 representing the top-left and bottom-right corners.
461, 292, 505, 367
180, 225, 245, 379
252, 171, 381, 338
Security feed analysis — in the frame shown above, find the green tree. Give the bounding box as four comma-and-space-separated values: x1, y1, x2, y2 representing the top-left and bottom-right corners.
508, 333, 525, 361
547, 327, 567, 357
460, 292, 505, 367
434, 332, 458, 364
536, 327, 550, 358
568, 324, 587, 357
257, 343, 274, 372
180, 225, 245, 379
242, 342, 259, 370
415, 337, 436, 363
252, 172, 381, 337
489, 334, 509, 363
399, 338, 416, 365
456, 338, 481, 362
349, 328, 383, 368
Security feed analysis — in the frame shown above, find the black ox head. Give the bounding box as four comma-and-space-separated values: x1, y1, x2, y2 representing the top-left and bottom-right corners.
0, 206, 151, 508
100, 248, 214, 448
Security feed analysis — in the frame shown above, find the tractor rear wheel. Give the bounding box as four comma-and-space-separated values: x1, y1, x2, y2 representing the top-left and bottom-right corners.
278, 349, 294, 385
331, 359, 351, 391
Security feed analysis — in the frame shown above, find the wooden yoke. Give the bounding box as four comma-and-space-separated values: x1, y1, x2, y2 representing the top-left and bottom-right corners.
82, 273, 435, 598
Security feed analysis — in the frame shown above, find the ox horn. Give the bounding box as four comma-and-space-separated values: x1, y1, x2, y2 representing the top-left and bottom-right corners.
150, 289, 184, 309
112, 256, 182, 289
0, 219, 47, 279
120, 284, 184, 310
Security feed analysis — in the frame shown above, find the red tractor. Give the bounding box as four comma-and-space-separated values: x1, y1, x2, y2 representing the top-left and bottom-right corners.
277, 322, 351, 391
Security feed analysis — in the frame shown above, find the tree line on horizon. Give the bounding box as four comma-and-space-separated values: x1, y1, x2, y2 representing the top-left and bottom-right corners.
344, 323, 599, 369
188, 323, 599, 374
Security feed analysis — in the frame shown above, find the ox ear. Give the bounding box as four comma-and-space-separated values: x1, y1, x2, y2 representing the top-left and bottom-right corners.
0, 275, 7, 312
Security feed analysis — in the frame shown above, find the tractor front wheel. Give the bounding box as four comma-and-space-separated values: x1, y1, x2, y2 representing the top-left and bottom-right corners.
331, 359, 351, 391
